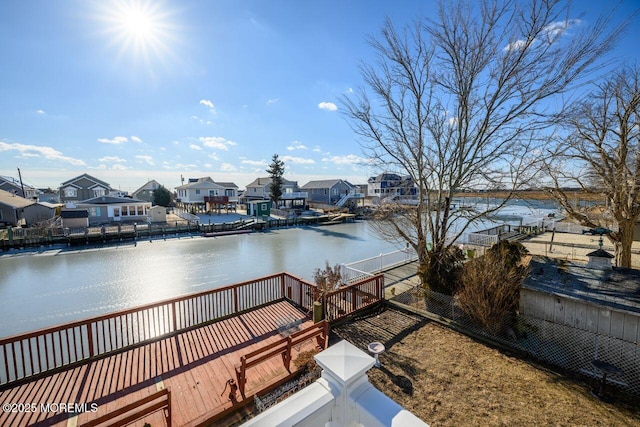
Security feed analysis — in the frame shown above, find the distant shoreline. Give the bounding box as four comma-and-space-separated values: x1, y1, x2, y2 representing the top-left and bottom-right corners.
454, 190, 604, 202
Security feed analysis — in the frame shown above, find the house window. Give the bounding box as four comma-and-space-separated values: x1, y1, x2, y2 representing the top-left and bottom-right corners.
121, 206, 128, 216
64, 187, 77, 198
137, 206, 144, 215
129, 206, 136, 216
225, 189, 234, 197
195, 189, 201, 195
89, 207, 101, 217
94, 188, 105, 197
331, 188, 339, 195
113, 208, 120, 217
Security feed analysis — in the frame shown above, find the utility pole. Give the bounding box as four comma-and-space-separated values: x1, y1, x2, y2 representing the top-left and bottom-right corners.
17, 167, 26, 198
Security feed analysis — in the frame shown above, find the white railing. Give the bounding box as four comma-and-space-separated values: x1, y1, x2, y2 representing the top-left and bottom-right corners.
466, 232, 499, 246
341, 248, 417, 283
281, 192, 308, 199
243, 340, 428, 427
336, 193, 365, 207
173, 208, 200, 224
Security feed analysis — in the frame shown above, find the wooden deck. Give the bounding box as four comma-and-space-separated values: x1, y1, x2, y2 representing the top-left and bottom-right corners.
0, 300, 315, 427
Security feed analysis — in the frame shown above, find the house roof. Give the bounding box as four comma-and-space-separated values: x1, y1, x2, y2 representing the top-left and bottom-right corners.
216, 182, 239, 189
60, 173, 111, 189
77, 196, 148, 205
176, 180, 225, 190
367, 173, 409, 183
0, 188, 36, 208
0, 176, 36, 190
523, 256, 640, 315
301, 179, 353, 190
132, 180, 161, 195
246, 177, 297, 188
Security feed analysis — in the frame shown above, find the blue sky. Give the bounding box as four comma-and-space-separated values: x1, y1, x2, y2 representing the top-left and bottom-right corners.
1, 0, 639, 193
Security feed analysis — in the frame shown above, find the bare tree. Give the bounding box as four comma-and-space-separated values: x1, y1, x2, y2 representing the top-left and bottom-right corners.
343, 0, 626, 293
546, 65, 640, 268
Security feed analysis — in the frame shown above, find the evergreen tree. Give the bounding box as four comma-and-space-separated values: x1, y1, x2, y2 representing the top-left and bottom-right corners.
266, 154, 285, 204
152, 185, 172, 207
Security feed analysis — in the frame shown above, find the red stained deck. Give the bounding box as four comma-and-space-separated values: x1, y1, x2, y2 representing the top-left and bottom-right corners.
0, 300, 315, 427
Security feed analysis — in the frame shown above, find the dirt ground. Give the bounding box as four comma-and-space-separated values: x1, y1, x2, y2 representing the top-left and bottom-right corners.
332, 310, 640, 427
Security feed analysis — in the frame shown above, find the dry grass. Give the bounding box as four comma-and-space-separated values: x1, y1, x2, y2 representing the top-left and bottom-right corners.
332, 310, 640, 427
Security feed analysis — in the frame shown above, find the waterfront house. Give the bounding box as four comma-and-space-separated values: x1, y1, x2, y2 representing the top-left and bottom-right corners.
76, 195, 151, 225
59, 173, 113, 204
367, 173, 417, 201
0, 189, 56, 227
175, 177, 239, 213
0, 175, 39, 200
244, 177, 307, 210
301, 179, 356, 205
131, 179, 163, 203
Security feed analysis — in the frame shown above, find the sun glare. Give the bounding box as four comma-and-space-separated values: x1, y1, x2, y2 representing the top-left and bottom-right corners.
123, 9, 152, 39
98, 0, 176, 69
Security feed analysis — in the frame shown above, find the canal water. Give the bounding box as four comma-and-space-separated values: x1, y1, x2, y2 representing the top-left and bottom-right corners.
0, 199, 558, 338
0, 221, 401, 337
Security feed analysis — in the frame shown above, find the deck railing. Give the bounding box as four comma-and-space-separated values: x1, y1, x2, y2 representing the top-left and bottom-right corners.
324, 275, 384, 322
0, 272, 311, 387
0, 272, 383, 387
341, 248, 417, 283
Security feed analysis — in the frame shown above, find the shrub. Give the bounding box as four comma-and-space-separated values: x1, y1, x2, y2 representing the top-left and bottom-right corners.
294, 350, 318, 373
312, 261, 342, 300
419, 246, 465, 295
456, 241, 529, 334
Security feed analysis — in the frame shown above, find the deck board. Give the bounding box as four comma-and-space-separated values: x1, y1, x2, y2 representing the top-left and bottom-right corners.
0, 300, 314, 427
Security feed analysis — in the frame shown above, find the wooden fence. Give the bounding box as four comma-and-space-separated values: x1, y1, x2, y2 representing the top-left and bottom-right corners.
0, 273, 383, 388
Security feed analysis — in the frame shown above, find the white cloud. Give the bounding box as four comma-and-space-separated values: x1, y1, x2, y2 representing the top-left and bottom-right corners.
199, 99, 214, 109
189, 144, 202, 151
135, 155, 154, 165
241, 159, 268, 166
504, 39, 528, 51
98, 136, 128, 144
112, 164, 128, 170
542, 19, 581, 39
267, 98, 280, 105
131, 136, 142, 143
322, 154, 368, 165
36, 109, 45, 114
504, 19, 581, 52
318, 102, 338, 111
99, 156, 127, 163
282, 155, 315, 165
198, 136, 237, 151
0, 141, 86, 166
220, 163, 237, 172
286, 140, 308, 151
199, 99, 216, 115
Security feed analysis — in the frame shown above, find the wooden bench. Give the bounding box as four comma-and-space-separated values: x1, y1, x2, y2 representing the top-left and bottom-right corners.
235, 321, 329, 397
80, 387, 171, 427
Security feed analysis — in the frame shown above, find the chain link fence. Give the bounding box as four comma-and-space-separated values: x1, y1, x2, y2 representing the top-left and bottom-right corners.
390, 286, 640, 397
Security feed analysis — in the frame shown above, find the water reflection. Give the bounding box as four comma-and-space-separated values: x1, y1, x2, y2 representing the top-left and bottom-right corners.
0, 222, 398, 337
